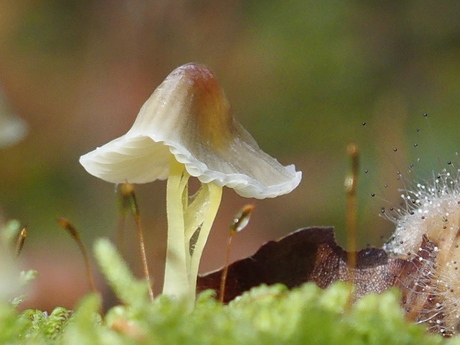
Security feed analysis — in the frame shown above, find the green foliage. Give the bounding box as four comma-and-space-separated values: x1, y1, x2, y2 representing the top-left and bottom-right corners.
93, 238, 149, 308
17, 307, 72, 343
1, 237, 459, 344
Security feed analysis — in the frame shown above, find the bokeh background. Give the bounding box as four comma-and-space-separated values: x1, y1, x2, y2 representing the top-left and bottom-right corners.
1, 0, 460, 310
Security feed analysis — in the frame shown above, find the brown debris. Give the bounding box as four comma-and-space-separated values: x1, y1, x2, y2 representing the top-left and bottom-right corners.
197, 227, 452, 336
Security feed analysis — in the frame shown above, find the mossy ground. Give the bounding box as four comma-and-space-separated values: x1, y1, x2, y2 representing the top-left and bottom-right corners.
1, 237, 458, 345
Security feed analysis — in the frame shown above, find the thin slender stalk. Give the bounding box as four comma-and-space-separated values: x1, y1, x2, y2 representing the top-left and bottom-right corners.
131, 201, 154, 302
163, 158, 222, 307
345, 143, 359, 272
163, 158, 190, 301
57, 218, 98, 294
133, 213, 154, 302
344, 142, 359, 308
219, 234, 234, 303
188, 183, 222, 295
119, 183, 154, 302
219, 204, 254, 303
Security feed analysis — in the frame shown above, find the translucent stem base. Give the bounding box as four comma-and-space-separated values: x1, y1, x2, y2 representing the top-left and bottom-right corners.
163, 158, 222, 307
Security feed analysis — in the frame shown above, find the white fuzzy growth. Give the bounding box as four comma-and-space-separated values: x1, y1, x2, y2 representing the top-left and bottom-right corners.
384, 171, 460, 256
385, 170, 460, 335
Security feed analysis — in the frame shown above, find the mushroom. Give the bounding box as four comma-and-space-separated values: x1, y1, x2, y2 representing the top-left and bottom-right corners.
79, 63, 302, 306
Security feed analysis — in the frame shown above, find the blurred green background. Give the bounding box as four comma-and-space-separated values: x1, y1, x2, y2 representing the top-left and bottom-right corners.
1, 0, 460, 310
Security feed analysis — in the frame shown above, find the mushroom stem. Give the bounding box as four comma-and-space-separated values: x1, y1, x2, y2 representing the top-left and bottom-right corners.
163, 157, 223, 306
164, 158, 190, 301
187, 183, 222, 296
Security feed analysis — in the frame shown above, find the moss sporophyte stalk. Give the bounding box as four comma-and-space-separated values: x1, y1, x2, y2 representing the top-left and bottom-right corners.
79, 63, 302, 307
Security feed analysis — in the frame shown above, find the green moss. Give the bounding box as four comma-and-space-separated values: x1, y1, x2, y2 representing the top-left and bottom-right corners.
0, 237, 456, 344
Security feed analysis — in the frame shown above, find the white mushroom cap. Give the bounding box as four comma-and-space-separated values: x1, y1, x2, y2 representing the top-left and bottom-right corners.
80, 63, 301, 199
